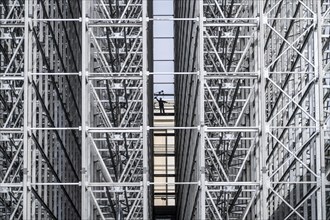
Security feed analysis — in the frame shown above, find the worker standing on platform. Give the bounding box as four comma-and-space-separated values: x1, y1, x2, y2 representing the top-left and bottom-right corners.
155, 97, 167, 114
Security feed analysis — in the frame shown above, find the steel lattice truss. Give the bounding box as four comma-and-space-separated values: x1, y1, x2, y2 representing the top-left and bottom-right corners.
202, 1, 262, 219
1, 0, 82, 219
0, 0, 24, 218
81, 0, 149, 219
0, 0, 150, 219
200, 0, 330, 219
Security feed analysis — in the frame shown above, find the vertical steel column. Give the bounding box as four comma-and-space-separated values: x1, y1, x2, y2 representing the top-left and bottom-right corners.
315, 1, 326, 219
81, 0, 89, 219
258, 0, 268, 219
142, 0, 149, 218
199, 0, 206, 219
23, 0, 31, 218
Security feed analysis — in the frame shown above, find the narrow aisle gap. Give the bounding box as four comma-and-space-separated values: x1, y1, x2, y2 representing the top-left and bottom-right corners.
152, 0, 176, 219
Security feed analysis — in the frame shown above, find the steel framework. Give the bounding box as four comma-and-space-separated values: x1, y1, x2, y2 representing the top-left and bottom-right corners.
81, 0, 151, 219
1, 0, 152, 219
175, 0, 330, 219
0, 0, 329, 219
1, 0, 82, 219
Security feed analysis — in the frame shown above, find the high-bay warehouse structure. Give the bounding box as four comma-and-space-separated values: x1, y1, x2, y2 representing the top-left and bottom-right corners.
0, 0, 330, 219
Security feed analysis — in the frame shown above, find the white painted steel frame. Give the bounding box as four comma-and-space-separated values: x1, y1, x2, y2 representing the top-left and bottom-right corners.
2, 0, 82, 219
1, 0, 329, 219
175, 0, 329, 219
81, 0, 150, 219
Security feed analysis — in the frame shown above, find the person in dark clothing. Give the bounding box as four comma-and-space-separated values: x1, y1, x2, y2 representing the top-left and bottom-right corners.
155, 97, 167, 114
